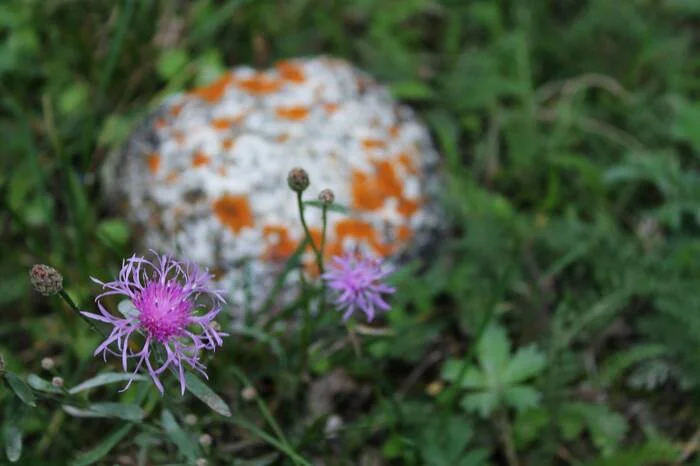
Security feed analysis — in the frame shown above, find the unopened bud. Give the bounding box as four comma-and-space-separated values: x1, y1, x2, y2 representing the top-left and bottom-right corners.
199, 433, 213, 448
318, 189, 335, 205
184, 413, 198, 425
51, 376, 64, 388
41, 357, 55, 371
241, 386, 257, 401
287, 167, 310, 193
30, 264, 63, 296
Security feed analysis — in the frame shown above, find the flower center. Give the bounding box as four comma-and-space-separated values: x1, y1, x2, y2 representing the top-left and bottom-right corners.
134, 280, 193, 342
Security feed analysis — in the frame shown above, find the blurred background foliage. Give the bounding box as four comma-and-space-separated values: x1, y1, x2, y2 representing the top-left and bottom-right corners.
3, 0, 700, 464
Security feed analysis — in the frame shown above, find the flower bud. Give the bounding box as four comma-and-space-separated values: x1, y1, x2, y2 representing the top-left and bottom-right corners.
199, 433, 213, 448
287, 167, 310, 193
241, 386, 257, 401
184, 414, 198, 425
41, 357, 55, 371
51, 376, 64, 388
29, 264, 63, 296
318, 189, 335, 205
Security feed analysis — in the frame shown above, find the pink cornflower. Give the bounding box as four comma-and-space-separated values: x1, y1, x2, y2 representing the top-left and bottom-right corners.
82, 253, 226, 394
322, 253, 396, 322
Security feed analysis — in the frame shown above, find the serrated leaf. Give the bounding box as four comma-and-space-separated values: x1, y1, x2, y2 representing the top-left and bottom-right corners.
68, 372, 147, 394
503, 385, 541, 413
184, 372, 231, 416
63, 403, 145, 422
4, 425, 21, 463
594, 344, 667, 389
71, 424, 132, 466
460, 391, 499, 418
477, 325, 510, 378
161, 409, 200, 461
27, 374, 63, 394
502, 345, 546, 385
4, 373, 36, 407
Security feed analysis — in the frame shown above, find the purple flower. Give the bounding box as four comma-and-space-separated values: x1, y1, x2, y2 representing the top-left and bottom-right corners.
82, 252, 227, 394
322, 253, 396, 322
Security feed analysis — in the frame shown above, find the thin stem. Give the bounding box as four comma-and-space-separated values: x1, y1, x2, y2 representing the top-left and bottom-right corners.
497, 410, 520, 466
296, 192, 323, 275
58, 290, 107, 338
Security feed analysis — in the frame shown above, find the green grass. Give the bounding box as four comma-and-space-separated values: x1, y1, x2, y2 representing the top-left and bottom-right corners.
3, 0, 700, 464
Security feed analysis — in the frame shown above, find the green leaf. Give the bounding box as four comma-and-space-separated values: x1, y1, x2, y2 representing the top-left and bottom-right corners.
63, 403, 145, 422
302, 200, 350, 214
184, 372, 232, 417
594, 344, 667, 389
26, 374, 63, 394
502, 345, 546, 385
390, 80, 435, 100
477, 324, 511, 379
440, 360, 487, 389
161, 409, 200, 462
71, 424, 133, 466
156, 48, 190, 81
68, 372, 147, 394
96, 219, 131, 247
582, 439, 679, 466
460, 391, 499, 418
4, 373, 36, 407
4, 424, 21, 463
503, 385, 542, 413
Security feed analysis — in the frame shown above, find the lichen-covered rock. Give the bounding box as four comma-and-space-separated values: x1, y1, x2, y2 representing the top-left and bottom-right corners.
104, 56, 441, 309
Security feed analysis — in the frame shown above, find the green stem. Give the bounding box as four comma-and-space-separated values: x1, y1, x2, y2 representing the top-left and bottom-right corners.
295, 192, 323, 275
497, 410, 520, 466
58, 290, 107, 338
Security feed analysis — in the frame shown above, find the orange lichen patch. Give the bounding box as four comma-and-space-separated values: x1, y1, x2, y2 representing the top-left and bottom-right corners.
276, 60, 306, 83
154, 118, 168, 129
351, 170, 384, 210
331, 219, 393, 256
173, 130, 186, 145
361, 138, 387, 150
191, 73, 234, 103
211, 116, 243, 130
389, 125, 400, 139
397, 152, 417, 174
192, 152, 210, 167
373, 160, 403, 198
398, 197, 420, 217
275, 105, 310, 121
235, 73, 282, 95
212, 195, 255, 233
324, 103, 339, 114
169, 103, 184, 117
397, 225, 413, 241
146, 153, 161, 175
221, 138, 236, 150
262, 225, 297, 261
276, 133, 290, 143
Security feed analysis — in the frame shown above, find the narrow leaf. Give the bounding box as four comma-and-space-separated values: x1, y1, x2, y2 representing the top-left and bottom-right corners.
4, 373, 36, 407
71, 424, 133, 466
63, 403, 145, 422
27, 374, 63, 394
4, 425, 22, 463
184, 372, 232, 417
68, 372, 147, 394
161, 410, 200, 461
